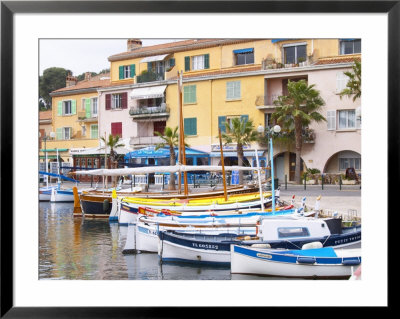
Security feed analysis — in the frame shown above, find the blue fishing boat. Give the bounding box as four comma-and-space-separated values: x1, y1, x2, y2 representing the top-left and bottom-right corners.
39, 171, 81, 202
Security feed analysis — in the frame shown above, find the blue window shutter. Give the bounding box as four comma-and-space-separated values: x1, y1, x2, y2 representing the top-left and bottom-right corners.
240, 115, 249, 124
184, 118, 197, 135
130, 64, 136, 77
204, 54, 210, 69
119, 66, 124, 79
218, 116, 227, 133
184, 56, 190, 71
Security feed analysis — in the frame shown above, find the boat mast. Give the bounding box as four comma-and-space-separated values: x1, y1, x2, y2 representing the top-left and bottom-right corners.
178, 71, 188, 195
218, 128, 228, 201
254, 148, 265, 212
104, 132, 108, 190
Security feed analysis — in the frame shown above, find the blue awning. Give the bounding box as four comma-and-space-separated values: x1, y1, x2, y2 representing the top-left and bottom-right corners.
271, 39, 290, 43
233, 48, 254, 54
210, 151, 264, 158
339, 38, 357, 41
124, 146, 209, 160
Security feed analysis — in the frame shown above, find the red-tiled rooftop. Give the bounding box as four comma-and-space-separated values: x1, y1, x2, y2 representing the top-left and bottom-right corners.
52, 73, 111, 94
39, 110, 52, 120
108, 39, 256, 61
169, 66, 263, 81
314, 54, 361, 65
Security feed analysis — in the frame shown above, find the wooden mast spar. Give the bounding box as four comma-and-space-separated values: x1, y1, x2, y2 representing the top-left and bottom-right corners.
178, 71, 188, 195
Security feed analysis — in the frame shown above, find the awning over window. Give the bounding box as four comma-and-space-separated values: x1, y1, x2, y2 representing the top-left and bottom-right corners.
233, 48, 254, 54
271, 39, 290, 43
210, 151, 264, 157
140, 54, 169, 63
130, 85, 167, 100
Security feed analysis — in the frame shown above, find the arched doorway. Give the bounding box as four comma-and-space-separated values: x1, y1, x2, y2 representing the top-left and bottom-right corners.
323, 150, 361, 174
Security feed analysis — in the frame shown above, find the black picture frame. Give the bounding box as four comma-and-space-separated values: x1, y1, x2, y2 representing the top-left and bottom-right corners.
1, 1, 395, 317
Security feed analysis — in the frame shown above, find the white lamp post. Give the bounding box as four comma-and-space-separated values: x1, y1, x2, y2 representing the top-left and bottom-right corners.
257, 124, 281, 213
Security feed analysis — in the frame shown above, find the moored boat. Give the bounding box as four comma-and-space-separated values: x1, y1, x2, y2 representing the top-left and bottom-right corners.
230, 245, 361, 279
157, 215, 361, 265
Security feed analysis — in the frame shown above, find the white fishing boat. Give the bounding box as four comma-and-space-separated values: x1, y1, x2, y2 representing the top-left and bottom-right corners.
230, 245, 361, 279
39, 171, 82, 202
157, 214, 361, 265
122, 206, 297, 254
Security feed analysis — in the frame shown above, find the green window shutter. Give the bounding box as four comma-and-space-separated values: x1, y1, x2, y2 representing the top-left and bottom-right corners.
240, 115, 249, 124
183, 85, 196, 104
57, 101, 62, 116
184, 118, 197, 136
204, 54, 210, 69
91, 125, 98, 139
71, 100, 77, 114
218, 116, 227, 133
184, 56, 190, 71
169, 58, 175, 67
119, 66, 124, 79
147, 62, 153, 72
85, 99, 91, 118
56, 127, 63, 140
130, 64, 136, 77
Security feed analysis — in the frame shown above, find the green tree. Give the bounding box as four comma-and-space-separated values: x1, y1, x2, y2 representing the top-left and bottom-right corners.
272, 80, 325, 184
39, 67, 71, 109
339, 60, 361, 102
154, 126, 185, 190
101, 134, 125, 186
221, 117, 258, 185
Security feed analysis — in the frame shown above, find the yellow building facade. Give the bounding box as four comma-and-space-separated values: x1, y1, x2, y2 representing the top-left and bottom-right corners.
45, 73, 109, 163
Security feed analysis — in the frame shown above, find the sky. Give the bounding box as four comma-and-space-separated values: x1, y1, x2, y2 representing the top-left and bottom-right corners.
39, 39, 182, 76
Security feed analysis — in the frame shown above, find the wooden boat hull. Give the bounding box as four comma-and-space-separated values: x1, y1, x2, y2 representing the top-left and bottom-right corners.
79, 185, 260, 217
230, 245, 361, 279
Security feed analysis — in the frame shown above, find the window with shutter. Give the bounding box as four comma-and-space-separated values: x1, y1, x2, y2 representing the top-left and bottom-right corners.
218, 116, 227, 133
184, 118, 197, 136
121, 92, 128, 109
111, 122, 122, 137
56, 127, 63, 140
130, 64, 136, 77
184, 56, 190, 71
57, 101, 62, 116
204, 54, 210, 69
119, 66, 124, 79
105, 94, 111, 110
336, 72, 349, 93
71, 100, 77, 114
90, 124, 98, 139
327, 110, 336, 130
183, 85, 197, 104
240, 115, 249, 124
226, 81, 241, 100
85, 98, 91, 118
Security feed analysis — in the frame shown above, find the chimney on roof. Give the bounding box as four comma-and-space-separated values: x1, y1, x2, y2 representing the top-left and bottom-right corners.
66, 73, 78, 87
127, 39, 142, 51
84, 72, 91, 81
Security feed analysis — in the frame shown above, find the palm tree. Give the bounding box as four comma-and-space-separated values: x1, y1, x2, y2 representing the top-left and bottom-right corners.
272, 79, 325, 184
101, 134, 125, 186
154, 126, 186, 190
221, 117, 259, 185
339, 60, 361, 102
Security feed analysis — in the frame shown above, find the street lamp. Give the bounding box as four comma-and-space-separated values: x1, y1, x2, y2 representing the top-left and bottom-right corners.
257, 124, 281, 212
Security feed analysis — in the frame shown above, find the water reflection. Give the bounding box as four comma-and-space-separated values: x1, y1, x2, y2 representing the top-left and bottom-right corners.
39, 202, 268, 280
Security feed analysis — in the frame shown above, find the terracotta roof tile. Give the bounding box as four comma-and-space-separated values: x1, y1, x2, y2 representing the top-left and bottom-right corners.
51, 73, 111, 94
108, 39, 257, 61
169, 66, 262, 80
39, 110, 52, 120
314, 55, 361, 66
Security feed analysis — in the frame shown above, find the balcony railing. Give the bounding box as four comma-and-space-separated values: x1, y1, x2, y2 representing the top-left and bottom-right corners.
136, 71, 165, 84
130, 136, 163, 146
77, 111, 98, 122
129, 105, 170, 120
255, 94, 281, 107
261, 57, 312, 70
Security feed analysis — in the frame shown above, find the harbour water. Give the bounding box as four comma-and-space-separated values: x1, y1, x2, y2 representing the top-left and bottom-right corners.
39, 201, 279, 280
